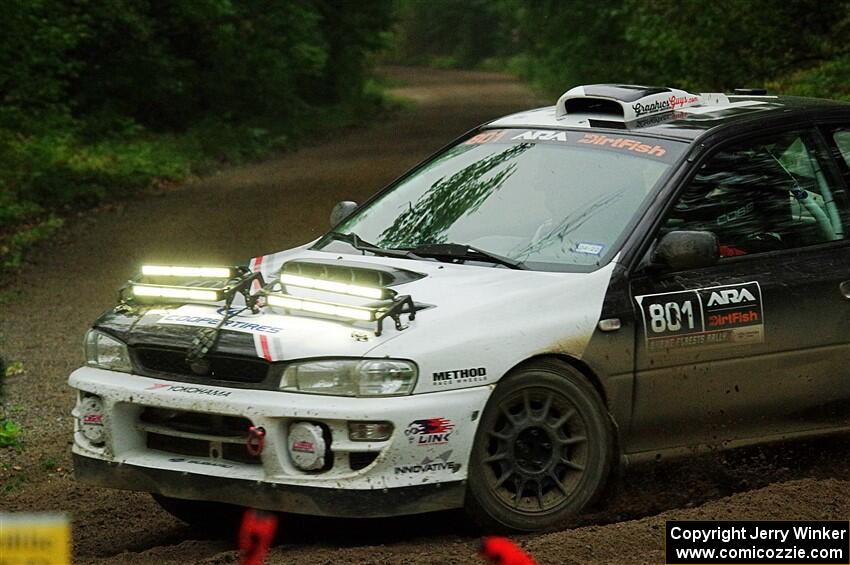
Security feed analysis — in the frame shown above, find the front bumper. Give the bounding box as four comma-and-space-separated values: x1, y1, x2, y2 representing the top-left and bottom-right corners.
73, 454, 465, 517
69, 367, 492, 515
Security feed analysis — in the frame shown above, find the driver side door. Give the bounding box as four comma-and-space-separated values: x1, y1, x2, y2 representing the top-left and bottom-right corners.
627, 127, 850, 453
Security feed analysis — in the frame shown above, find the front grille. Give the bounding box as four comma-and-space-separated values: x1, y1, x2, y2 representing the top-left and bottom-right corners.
133, 346, 269, 384
140, 407, 251, 437
140, 407, 261, 465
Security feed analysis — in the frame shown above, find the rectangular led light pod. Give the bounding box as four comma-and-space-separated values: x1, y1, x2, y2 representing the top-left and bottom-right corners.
131, 283, 223, 302
279, 273, 388, 300
141, 265, 235, 279
265, 293, 376, 321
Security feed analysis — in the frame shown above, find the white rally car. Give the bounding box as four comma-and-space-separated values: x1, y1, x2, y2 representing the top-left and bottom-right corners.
70, 84, 850, 532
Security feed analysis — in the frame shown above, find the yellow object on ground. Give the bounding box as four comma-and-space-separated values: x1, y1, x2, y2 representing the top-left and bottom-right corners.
0, 513, 71, 565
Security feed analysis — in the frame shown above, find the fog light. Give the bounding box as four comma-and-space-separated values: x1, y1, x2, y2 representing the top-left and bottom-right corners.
79, 396, 105, 445
348, 421, 393, 442
288, 422, 327, 471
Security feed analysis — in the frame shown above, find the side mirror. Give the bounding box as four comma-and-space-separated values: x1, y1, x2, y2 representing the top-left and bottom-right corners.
329, 201, 358, 228
652, 230, 719, 272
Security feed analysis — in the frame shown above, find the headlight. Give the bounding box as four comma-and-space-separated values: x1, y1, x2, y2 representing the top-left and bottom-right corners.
84, 330, 132, 373
280, 359, 417, 397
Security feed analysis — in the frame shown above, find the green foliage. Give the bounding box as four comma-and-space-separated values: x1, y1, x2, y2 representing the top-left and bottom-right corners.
0, 418, 23, 449
391, 0, 850, 100
4, 361, 24, 378
389, 0, 515, 68
39, 455, 60, 471
0, 0, 394, 268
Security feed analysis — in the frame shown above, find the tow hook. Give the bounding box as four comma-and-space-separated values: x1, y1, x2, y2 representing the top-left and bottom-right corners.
247, 426, 266, 456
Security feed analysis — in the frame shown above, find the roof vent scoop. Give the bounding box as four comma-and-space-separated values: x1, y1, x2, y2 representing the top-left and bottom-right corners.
555, 84, 729, 122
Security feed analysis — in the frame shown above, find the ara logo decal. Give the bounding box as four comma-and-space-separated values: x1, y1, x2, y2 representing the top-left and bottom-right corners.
511, 130, 568, 142
394, 450, 462, 474
404, 418, 455, 446
706, 288, 756, 306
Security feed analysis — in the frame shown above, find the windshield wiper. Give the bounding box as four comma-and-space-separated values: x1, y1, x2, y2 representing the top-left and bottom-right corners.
405, 243, 527, 270
324, 232, 421, 260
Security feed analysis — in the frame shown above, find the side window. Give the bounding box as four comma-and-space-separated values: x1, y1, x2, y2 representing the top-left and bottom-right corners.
834, 130, 850, 167
661, 130, 847, 258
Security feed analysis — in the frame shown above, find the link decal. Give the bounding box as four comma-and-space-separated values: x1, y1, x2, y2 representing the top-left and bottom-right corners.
636, 282, 764, 352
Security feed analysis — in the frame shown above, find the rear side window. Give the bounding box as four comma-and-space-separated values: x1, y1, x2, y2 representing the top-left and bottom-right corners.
835, 130, 850, 167
660, 130, 848, 258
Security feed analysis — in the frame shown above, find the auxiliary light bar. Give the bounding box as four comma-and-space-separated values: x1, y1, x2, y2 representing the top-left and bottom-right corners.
279, 273, 389, 300
265, 293, 375, 321
131, 283, 223, 302
141, 265, 235, 279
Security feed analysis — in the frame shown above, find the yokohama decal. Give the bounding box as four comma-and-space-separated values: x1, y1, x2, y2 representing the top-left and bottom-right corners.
636, 282, 764, 352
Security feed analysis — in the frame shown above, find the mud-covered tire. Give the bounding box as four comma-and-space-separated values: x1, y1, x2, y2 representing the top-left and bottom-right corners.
465, 359, 615, 532
152, 494, 243, 530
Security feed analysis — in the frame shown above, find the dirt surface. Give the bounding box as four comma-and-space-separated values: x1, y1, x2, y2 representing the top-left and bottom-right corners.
1, 66, 848, 564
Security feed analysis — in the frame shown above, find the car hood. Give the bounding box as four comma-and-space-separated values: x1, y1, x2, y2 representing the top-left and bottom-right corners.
95, 248, 617, 391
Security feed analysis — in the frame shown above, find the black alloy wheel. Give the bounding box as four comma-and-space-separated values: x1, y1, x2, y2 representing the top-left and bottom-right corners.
465, 359, 615, 532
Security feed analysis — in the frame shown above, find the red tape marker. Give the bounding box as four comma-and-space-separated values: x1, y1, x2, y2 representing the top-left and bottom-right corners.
239, 509, 278, 565
480, 536, 538, 565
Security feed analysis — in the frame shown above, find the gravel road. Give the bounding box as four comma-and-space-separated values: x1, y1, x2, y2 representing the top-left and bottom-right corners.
1, 66, 847, 564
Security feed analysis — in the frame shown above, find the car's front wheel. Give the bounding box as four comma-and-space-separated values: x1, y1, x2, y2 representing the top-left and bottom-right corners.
465, 359, 615, 532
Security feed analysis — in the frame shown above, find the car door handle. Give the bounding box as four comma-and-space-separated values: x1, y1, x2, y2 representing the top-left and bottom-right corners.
841, 281, 850, 299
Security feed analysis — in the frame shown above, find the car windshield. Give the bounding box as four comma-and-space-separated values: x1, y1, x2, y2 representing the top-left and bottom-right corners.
318, 128, 687, 271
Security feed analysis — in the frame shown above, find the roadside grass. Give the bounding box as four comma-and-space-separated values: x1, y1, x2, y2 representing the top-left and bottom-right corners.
39, 454, 60, 472
0, 418, 23, 449
1, 474, 27, 493
1, 361, 25, 451
0, 289, 22, 305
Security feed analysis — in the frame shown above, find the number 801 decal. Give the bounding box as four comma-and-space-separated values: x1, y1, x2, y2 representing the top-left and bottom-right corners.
636, 282, 764, 352
642, 292, 702, 336
646, 298, 701, 334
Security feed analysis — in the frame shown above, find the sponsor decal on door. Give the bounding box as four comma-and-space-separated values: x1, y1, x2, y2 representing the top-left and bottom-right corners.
636, 282, 764, 352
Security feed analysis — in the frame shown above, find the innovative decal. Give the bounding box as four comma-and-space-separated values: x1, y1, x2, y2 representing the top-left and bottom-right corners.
636, 282, 764, 352
404, 418, 455, 446
394, 450, 461, 474
432, 367, 487, 386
